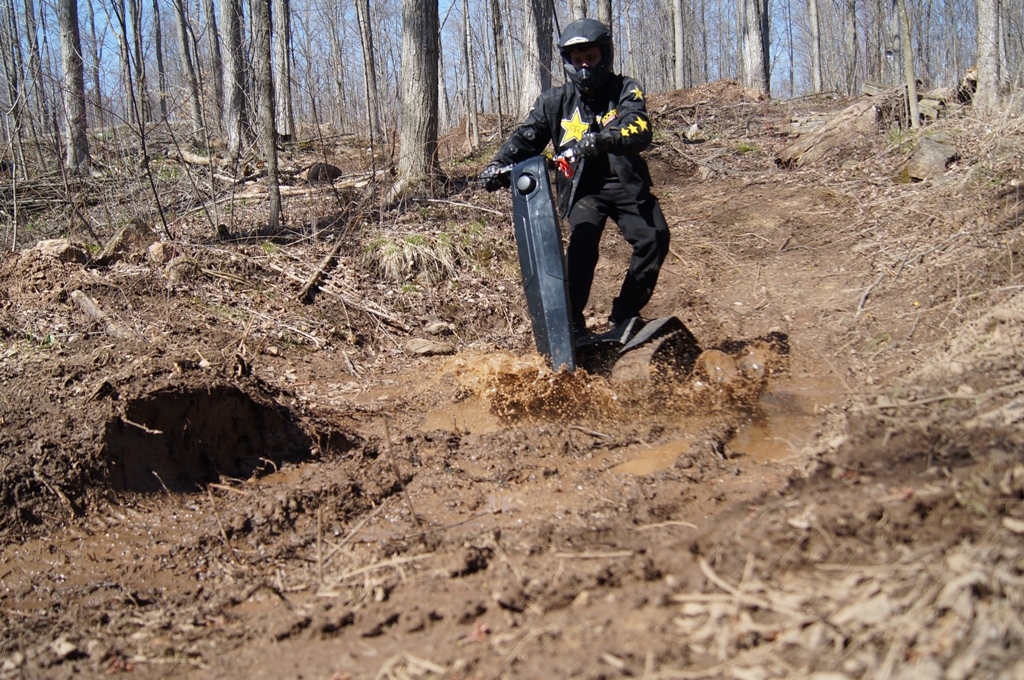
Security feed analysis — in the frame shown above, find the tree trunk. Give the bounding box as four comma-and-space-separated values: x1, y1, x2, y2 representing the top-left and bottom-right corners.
127, 0, 149, 122
895, 0, 919, 127
519, 0, 551, 118
975, 0, 1001, 115
273, 0, 295, 140
597, 0, 611, 35
172, 0, 204, 139
673, 0, 684, 88
808, 0, 822, 92
356, 0, 381, 146
569, 0, 585, 22
222, 0, 249, 158
203, 0, 224, 123
462, 0, 478, 150
58, 0, 89, 173
151, 0, 168, 120
396, 0, 439, 190
251, 0, 280, 232
739, 0, 768, 95
844, 0, 857, 94
488, 0, 507, 132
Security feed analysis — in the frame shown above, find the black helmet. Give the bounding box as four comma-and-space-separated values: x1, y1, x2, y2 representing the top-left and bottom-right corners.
558, 19, 614, 97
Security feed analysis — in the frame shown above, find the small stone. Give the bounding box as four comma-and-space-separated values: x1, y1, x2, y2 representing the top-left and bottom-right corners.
404, 338, 455, 356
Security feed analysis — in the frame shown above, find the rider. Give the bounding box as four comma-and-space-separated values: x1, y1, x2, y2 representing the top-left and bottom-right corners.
479, 18, 670, 339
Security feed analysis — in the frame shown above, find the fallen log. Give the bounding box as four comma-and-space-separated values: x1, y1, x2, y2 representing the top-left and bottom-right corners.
778, 87, 901, 167
70, 290, 132, 339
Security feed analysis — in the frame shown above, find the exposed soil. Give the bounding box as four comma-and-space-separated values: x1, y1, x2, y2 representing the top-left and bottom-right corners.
2, 83, 1024, 680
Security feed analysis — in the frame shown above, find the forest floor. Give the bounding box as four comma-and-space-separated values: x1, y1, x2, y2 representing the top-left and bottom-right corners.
2, 82, 1024, 680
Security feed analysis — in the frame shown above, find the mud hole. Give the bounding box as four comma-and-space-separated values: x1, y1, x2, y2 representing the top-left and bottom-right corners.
2, 91, 1024, 679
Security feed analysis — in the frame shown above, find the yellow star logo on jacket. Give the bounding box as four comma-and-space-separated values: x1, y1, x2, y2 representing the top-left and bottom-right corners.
560, 107, 590, 146
630, 86, 644, 100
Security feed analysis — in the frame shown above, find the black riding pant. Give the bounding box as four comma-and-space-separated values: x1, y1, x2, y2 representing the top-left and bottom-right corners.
565, 184, 669, 325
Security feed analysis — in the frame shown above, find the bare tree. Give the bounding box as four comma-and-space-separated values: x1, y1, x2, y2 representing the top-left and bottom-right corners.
895, 0, 919, 127
462, 0, 478, 150
807, 0, 822, 91
251, 0, 281, 231
569, 0, 585, 22
519, 0, 551, 117
222, 0, 250, 158
975, 0, 1002, 114
597, 0, 611, 36
738, 0, 768, 95
172, 0, 204, 138
844, 0, 857, 94
202, 0, 224, 122
355, 0, 381, 145
127, 0, 149, 122
396, 0, 439, 190
488, 0, 507, 131
58, 0, 89, 172
273, 0, 295, 140
673, 0, 685, 89
151, 0, 168, 119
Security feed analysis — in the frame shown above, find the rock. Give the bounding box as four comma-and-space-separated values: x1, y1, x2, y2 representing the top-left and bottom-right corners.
424, 321, 455, 335
49, 636, 81, 660
1002, 516, 1024, 534
404, 338, 455, 356
304, 162, 343, 184
33, 238, 89, 263
95, 217, 158, 265
148, 241, 177, 264
906, 134, 957, 181
830, 593, 893, 628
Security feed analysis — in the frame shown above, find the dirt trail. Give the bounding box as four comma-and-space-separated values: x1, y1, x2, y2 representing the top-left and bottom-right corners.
2, 89, 1024, 679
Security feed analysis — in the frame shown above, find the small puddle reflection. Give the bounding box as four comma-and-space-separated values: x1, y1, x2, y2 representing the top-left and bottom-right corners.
421, 397, 503, 434
728, 379, 838, 461
614, 378, 839, 474
613, 438, 692, 475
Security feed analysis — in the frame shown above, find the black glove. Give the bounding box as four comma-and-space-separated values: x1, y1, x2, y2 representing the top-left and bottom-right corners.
478, 162, 511, 192
577, 132, 613, 158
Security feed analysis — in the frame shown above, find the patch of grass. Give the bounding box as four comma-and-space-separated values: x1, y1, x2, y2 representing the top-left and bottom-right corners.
735, 142, 759, 153
261, 241, 281, 255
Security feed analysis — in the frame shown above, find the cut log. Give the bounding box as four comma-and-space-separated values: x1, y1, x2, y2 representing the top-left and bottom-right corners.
778, 88, 900, 167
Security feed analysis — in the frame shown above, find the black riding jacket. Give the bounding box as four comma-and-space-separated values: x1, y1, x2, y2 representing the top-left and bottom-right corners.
490, 74, 655, 218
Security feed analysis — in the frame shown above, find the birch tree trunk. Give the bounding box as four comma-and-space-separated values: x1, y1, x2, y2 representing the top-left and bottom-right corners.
172, 0, 204, 138
975, 0, 1002, 115
252, 0, 281, 232
519, 0, 551, 118
58, 0, 89, 173
396, 0, 439, 190
273, 0, 295, 140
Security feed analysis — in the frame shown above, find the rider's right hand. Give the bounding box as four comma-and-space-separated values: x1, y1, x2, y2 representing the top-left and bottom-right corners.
478, 162, 511, 192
